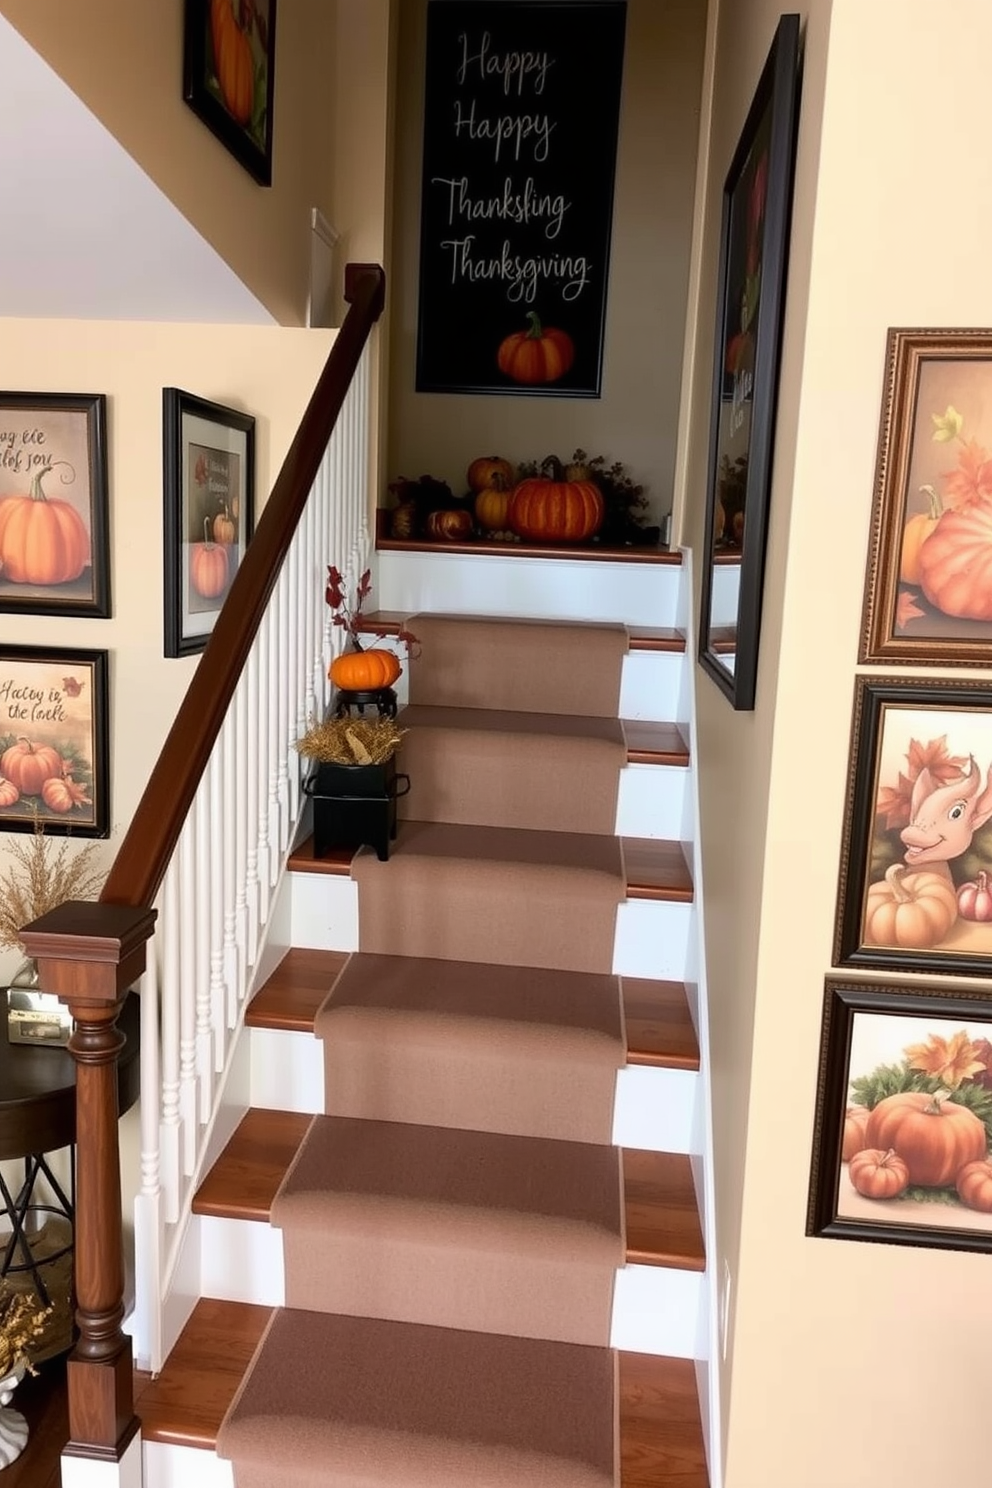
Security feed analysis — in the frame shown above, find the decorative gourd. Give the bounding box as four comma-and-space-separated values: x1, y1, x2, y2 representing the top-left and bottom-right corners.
191, 517, 229, 600
899, 486, 943, 586
210, 0, 253, 125
863, 863, 958, 949
426, 508, 473, 542
497, 314, 575, 384
955, 1158, 992, 1212
848, 1147, 910, 1200
0, 775, 19, 808
0, 738, 63, 796
508, 457, 605, 544
917, 500, 992, 620
41, 774, 91, 813
0, 467, 91, 585
329, 647, 402, 692
389, 501, 418, 540
958, 870, 992, 922
213, 504, 237, 544
474, 485, 512, 533
842, 1105, 872, 1162
865, 1090, 986, 1187
467, 457, 514, 494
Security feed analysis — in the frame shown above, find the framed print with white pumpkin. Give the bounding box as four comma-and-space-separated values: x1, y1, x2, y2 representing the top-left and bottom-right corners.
0, 393, 110, 618
807, 978, 992, 1253
163, 388, 255, 658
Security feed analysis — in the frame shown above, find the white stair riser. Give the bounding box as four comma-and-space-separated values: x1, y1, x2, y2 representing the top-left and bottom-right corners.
377, 549, 682, 627
250, 1023, 698, 1155
617, 763, 688, 839
198, 1210, 701, 1360
144, 1442, 233, 1488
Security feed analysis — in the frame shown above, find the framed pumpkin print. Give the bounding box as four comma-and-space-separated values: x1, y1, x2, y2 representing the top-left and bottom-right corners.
834, 676, 992, 976
163, 389, 255, 658
183, 0, 277, 186
807, 978, 992, 1254
0, 392, 110, 618
0, 647, 109, 836
861, 329, 992, 665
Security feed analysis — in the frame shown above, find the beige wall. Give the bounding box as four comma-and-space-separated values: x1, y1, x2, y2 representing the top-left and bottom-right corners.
0, 0, 338, 325
0, 320, 334, 984
681, 1, 992, 1484
386, 0, 707, 522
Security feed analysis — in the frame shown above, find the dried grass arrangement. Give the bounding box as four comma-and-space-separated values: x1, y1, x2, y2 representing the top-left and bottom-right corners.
0, 818, 104, 955
0, 1288, 52, 1377
296, 717, 407, 767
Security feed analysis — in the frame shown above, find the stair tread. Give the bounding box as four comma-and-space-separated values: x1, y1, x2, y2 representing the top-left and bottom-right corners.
193, 1108, 705, 1271
288, 829, 693, 901
248, 949, 699, 1068
393, 704, 688, 767
136, 1297, 708, 1486
357, 609, 687, 653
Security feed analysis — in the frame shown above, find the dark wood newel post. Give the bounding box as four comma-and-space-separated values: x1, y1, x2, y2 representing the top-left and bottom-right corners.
20, 899, 157, 1461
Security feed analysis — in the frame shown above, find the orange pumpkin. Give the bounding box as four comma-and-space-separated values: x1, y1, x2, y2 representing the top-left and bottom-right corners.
863, 863, 958, 949
474, 485, 512, 533
497, 314, 575, 384
190, 526, 229, 600
467, 457, 514, 494
0, 468, 91, 585
842, 1105, 872, 1162
0, 775, 19, 808
508, 459, 604, 544
213, 504, 236, 544
918, 500, 992, 620
956, 1158, 992, 1212
866, 1091, 986, 1187
899, 487, 942, 586
42, 774, 91, 813
1, 738, 63, 796
329, 647, 402, 691
210, 0, 253, 126
848, 1147, 910, 1200
426, 509, 473, 542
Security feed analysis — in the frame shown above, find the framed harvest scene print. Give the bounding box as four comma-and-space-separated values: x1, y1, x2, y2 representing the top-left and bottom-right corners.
835, 677, 992, 976
0, 392, 109, 618
163, 389, 255, 658
807, 979, 992, 1254
183, 0, 277, 185
861, 329, 992, 666
697, 13, 801, 711
0, 647, 109, 837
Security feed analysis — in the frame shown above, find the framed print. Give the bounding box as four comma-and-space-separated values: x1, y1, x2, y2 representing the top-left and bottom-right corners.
0, 392, 109, 618
415, 0, 627, 398
0, 647, 109, 836
835, 676, 992, 975
698, 13, 801, 710
807, 978, 992, 1253
182, 0, 277, 186
861, 329, 992, 665
163, 389, 255, 658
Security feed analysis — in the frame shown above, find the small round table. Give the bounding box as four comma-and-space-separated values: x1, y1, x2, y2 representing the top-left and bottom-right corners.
0, 993, 140, 1307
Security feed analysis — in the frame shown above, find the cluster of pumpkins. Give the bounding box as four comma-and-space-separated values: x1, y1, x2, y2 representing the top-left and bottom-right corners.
393, 455, 607, 547
901, 487, 992, 621
0, 736, 89, 815
191, 505, 239, 601
843, 1089, 992, 1211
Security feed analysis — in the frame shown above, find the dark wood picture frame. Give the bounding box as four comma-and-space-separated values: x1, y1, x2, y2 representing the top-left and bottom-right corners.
163, 389, 255, 658
0, 392, 109, 619
0, 646, 109, 837
698, 13, 801, 709
834, 675, 992, 976
182, 0, 277, 186
807, 977, 992, 1254
861, 328, 992, 666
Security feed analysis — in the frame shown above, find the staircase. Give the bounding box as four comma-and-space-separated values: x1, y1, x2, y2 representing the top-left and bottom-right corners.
129, 543, 712, 1488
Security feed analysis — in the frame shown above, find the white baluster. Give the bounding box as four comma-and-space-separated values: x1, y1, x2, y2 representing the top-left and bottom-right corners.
222, 713, 239, 1026
245, 644, 261, 952
194, 784, 213, 1121
178, 818, 198, 1177
159, 859, 181, 1224
257, 610, 273, 921
208, 750, 226, 1071
234, 673, 250, 975
286, 534, 301, 824
276, 569, 291, 855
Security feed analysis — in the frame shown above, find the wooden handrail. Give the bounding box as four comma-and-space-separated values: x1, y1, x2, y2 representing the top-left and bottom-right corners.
101, 262, 385, 911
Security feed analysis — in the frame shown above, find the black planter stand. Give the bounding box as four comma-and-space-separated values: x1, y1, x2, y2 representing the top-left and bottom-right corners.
304, 756, 410, 862
333, 686, 398, 719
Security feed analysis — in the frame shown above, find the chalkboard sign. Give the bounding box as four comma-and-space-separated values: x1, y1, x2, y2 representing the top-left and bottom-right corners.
415, 0, 627, 398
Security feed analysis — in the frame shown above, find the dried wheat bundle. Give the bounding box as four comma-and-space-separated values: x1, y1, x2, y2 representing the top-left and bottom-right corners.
0, 1289, 52, 1377
296, 716, 407, 766
0, 818, 104, 952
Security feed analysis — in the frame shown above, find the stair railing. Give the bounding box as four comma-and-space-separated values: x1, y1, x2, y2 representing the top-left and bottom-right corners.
20, 263, 386, 1471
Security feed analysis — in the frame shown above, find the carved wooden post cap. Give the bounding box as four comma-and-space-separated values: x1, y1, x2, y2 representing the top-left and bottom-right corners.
19, 901, 157, 1005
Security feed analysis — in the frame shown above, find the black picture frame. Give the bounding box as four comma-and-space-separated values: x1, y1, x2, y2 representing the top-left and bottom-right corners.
0, 392, 110, 619
807, 977, 992, 1254
698, 13, 801, 709
0, 646, 110, 837
834, 675, 992, 977
163, 389, 255, 658
414, 0, 627, 398
182, 0, 277, 187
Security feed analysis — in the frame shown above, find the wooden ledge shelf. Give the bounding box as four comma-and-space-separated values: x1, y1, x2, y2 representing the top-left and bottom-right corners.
375, 536, 682, 565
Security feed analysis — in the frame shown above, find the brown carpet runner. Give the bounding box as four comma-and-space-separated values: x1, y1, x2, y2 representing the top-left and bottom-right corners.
271, 1115, 623, 1344
316, 953, 624, 1143
217, 1309, 617, 1488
